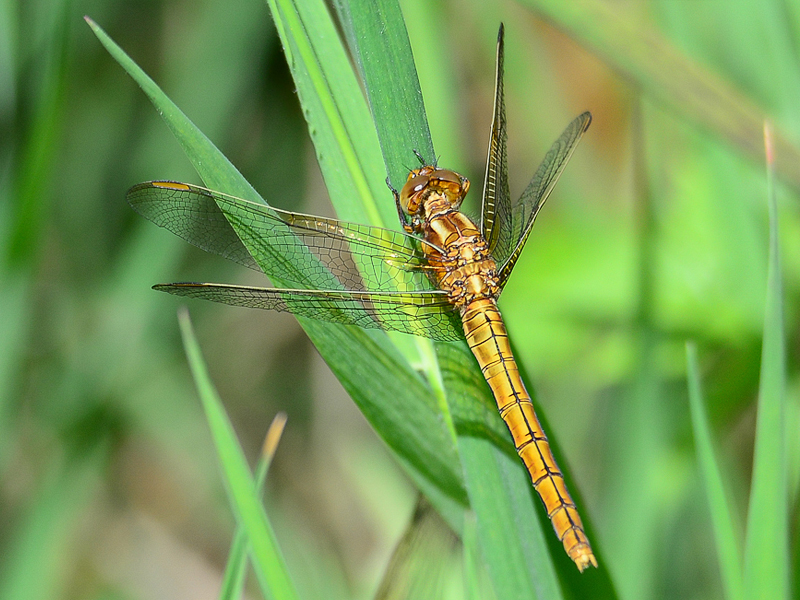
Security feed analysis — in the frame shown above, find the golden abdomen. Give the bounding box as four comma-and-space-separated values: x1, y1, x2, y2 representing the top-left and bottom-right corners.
461, 298, 597, 571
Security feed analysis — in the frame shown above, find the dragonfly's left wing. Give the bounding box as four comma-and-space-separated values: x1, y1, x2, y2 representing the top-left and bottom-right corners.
128, 182, 433, 294
494, 111, 591, 288
153, 282, 463, 342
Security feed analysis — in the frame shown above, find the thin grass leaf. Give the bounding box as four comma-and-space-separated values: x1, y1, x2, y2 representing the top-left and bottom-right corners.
85, 13, 465, 509
219, 413, 288, 600
686, 342, 744, 600
743, 123, 789, 600
177, 308, 299, 600
516, 0, 800, 192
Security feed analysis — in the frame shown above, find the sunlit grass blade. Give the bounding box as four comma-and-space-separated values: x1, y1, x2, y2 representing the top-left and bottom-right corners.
86, 13, 465, 509
516, 0, 800, 191
177, 308, 299, 600
219, 413, 288, 600
265, 0, 390, 227
686, 342, 744, 600
743, 123, 789, 600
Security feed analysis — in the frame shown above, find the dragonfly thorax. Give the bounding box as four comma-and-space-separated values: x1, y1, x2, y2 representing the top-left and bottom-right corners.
399, 166, 470, 216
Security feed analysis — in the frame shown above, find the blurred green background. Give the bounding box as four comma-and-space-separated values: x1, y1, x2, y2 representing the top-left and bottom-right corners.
1, 0, 798, 599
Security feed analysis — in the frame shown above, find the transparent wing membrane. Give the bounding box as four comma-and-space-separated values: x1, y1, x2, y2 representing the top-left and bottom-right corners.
153, 282, 462, 342
494, 112, 591, 286
480, 24, 511, 260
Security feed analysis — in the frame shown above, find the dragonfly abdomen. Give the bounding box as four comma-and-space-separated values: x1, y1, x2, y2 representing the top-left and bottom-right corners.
461, 298, 597, 572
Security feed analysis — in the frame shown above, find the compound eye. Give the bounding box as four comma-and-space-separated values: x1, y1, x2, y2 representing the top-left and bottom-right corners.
431, 169, 461, 185
399, 173, 431, 214
407, 173, 430, 193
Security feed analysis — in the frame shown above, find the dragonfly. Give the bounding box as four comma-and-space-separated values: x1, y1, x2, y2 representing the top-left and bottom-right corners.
127, 25, 596, 571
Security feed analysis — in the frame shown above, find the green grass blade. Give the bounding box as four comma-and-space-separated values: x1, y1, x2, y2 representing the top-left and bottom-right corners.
686, 342, 744, 600
334, 0, 434, 189
178, 308, 299, 600
85, 13, 465, 507
743, 124, 789, 600
219, 413, 288, 600
517, 0, 800, 192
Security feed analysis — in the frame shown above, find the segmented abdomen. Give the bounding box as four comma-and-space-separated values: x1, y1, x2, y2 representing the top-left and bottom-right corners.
461, 298, 597, 572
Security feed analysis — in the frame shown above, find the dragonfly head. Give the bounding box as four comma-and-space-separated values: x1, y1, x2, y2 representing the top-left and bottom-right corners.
399, 166, 470, 216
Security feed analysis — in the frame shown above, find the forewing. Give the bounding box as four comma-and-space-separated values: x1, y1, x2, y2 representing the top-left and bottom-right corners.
495, 111, 591, 287
479, 25, 511, 257
127, 181, 432, 293
153, 283, 464, 342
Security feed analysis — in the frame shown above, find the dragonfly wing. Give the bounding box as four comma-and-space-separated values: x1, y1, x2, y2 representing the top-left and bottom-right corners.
480, 25, 512, 259
128, 181, 261, 271
494, 111, 591, 288
154, 282, 464, 342
128, 182, 432, 293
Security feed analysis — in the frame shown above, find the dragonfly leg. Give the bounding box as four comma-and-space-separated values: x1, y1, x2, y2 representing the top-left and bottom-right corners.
387, 176, 414, 233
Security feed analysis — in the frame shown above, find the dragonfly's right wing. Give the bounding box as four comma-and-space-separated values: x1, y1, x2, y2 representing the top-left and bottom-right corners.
495, 111, 591, 288
153, 282, 464, 342
127, 182, 432, 294
479, 24, 512, 259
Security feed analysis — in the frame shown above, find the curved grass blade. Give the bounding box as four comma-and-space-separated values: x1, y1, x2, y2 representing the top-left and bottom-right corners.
178, 308, 299, 600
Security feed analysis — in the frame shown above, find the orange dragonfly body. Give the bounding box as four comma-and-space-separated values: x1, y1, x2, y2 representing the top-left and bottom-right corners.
128, 26, 596, 571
